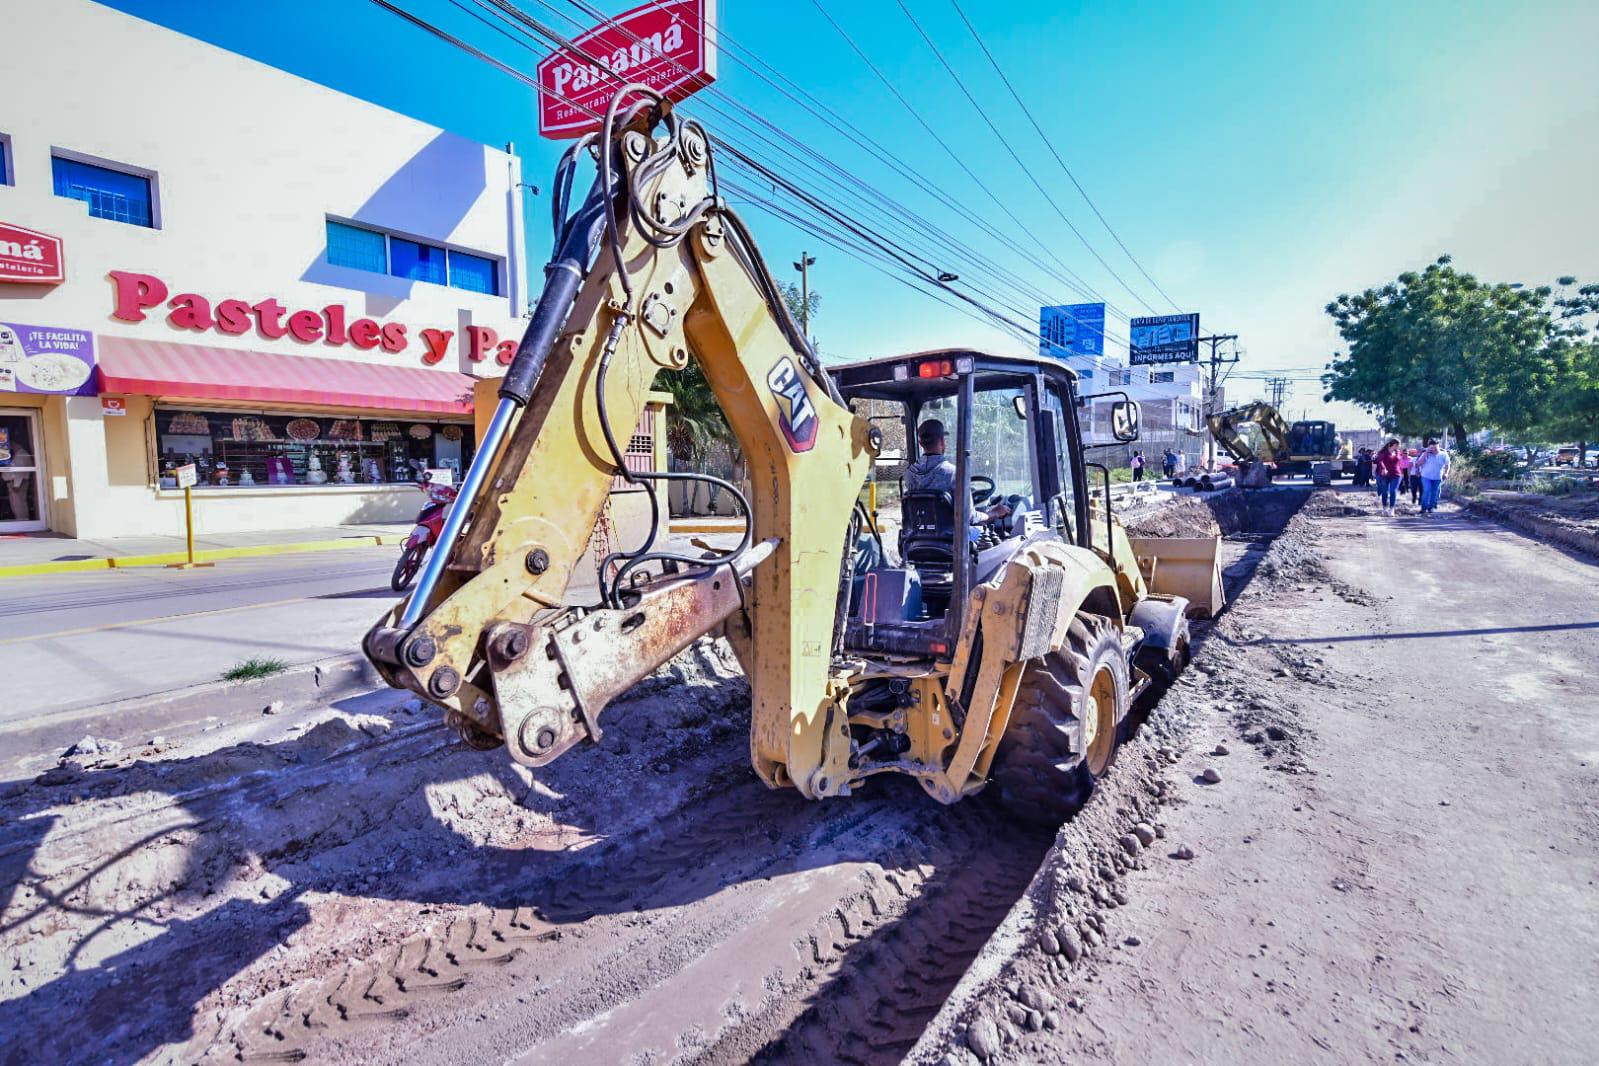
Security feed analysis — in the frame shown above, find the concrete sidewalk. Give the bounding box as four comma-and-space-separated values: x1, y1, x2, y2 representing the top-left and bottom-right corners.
0, 523, 413, 576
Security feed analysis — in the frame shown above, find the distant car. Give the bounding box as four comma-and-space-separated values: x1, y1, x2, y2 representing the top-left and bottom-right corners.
1555, 446, 1581, 466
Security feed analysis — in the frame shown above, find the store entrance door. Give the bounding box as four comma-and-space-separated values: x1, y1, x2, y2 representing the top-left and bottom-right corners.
0, 408, 49, 533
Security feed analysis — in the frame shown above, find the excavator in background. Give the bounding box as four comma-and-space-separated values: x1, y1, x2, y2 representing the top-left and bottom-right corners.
362, 87, 1223, 822
1207, 402, 1353, 486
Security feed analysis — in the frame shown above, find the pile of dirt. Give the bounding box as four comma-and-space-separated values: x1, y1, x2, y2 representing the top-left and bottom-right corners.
1455, 489, 1599, 559
907, 488, 1349, 1064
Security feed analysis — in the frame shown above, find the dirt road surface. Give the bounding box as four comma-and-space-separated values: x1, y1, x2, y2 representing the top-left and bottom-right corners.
2, 488, 1595, 1065
914, 493, 1598, 1065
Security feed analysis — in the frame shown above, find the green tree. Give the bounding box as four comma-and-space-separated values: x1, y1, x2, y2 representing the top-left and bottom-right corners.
779, 281, 822, 351
1322, 256, 1554, 449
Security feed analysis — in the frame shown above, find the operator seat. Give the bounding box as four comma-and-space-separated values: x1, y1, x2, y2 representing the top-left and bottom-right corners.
899, 489, 957, 615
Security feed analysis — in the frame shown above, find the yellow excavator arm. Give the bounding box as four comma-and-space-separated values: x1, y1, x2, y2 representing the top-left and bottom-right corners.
1206, 401, 1293, 465
364, 88, 877, 796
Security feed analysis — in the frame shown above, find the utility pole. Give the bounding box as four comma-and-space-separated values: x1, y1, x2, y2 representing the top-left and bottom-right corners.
1265, 375, 1292, 410
793, 251, 816, 340
1197, 333, 1240, 468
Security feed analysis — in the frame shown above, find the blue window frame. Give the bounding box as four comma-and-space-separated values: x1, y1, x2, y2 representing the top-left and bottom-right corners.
389, 237, 446, 285
0, 136, 10, 186
326, 220, 387, 273
52, 156, 154, 227
448, 250, 498, 295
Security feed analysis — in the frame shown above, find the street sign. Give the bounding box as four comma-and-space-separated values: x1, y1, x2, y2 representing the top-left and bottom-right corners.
175, 463, 197, 489
1039, 303, 1105, 359
0, 222, 66, 285
536, 0, 718, 139
1129, 312, 1200, 365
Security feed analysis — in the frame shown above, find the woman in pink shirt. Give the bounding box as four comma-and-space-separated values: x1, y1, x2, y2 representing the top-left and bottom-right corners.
1373, 439, 1403, 515
1396, 447, 1413, 505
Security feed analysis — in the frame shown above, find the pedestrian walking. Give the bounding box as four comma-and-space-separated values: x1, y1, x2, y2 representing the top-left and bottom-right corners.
1162, 447, 1177, 479
1372, 439, 1403, 515
1354, 447, 1374, 488
1416, 439, 1451, 513
1397, 447, 1413, 504
1173, 450, 1187, 476
1131, 450, 1146, 482
1403, 448, 1422, 505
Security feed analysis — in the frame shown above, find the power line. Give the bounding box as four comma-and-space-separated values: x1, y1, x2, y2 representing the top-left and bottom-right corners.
892, 0, 1159, 315
807, 0, 1129, 322
490, 0, 1119, 346
540, 0, 1124, 345
947, 0, 1183, 313
371, 0, 1052, 350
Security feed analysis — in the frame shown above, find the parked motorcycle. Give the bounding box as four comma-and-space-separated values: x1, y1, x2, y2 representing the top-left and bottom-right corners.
391, 476, 459, 592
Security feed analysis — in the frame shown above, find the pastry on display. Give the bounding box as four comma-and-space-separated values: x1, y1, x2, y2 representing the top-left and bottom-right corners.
440, 424, 464, 442
168, 412, 211, 435
329, 420, 364, 441
408, 424, 433, 440
286, 418, 321, 442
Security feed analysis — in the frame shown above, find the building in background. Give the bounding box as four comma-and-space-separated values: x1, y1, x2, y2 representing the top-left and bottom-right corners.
0, 0, 536, 538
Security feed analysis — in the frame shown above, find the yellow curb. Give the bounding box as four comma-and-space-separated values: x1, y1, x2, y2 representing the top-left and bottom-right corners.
0, 534, 401, 579
669, 519, 749, 533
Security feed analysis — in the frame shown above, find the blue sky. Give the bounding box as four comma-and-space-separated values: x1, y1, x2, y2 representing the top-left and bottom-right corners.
101, 0, 1599, 426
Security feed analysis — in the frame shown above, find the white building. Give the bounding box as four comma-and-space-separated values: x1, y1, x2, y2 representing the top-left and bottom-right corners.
1057, 352, 1208, 441
0, 0, 533, 538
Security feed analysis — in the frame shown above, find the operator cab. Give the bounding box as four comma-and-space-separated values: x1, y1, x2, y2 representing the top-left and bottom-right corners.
832, 349, 1138, 661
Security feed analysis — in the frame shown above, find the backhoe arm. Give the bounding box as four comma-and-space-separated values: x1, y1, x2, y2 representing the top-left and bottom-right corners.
1206, 401, 1292, 464
364, 90, 878, 797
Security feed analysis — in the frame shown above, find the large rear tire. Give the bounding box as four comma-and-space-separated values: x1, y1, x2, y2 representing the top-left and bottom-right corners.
990, 612, 1130, 825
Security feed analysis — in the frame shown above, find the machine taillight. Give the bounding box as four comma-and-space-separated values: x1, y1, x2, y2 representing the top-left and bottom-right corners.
917, 359, 955, 378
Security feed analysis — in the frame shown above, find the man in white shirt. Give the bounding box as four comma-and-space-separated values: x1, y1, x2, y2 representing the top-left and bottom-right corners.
1415, 438, 1451, 514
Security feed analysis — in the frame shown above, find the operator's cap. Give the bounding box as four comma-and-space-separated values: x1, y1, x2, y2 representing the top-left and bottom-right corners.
918, 418, 947, 447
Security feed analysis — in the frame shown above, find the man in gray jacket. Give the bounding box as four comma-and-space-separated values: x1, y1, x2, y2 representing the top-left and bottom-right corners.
905, 418, 1010, 529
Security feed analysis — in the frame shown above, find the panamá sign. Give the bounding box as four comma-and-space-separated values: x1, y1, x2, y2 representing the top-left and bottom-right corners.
0, 222, 65, 285
537, 0, 717, 139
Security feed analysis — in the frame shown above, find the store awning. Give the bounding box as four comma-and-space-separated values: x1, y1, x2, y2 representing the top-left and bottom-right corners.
94, 337, 477, 415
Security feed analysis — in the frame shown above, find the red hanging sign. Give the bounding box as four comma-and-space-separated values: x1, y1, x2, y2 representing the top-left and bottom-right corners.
536, 0, 717, 140
0, 222, 66, 284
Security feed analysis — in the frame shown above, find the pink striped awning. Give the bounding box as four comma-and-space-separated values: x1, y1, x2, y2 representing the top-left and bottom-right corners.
95, 337, 476, 415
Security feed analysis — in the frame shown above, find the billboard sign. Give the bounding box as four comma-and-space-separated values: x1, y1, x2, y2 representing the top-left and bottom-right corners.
1129, 312, 1200, 365
0, 321, 97, 396
1039, 303, 1104, 359
536, 0, 718, 139
0, 222, 65, 285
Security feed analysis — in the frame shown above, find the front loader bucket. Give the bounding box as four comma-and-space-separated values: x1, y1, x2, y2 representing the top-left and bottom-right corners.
1128, 535, 1225, 619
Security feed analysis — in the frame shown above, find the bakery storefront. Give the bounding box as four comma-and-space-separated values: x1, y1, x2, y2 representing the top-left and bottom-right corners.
2, 270, 519, 539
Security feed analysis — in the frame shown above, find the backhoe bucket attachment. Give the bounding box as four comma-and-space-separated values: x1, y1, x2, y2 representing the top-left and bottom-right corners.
1128, 535, 1225, 619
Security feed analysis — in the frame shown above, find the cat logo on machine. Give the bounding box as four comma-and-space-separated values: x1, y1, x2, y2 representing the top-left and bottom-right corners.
767, 357, 818, 453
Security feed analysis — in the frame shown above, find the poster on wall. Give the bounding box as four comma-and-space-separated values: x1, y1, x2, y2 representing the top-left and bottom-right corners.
0, 321, 98, 396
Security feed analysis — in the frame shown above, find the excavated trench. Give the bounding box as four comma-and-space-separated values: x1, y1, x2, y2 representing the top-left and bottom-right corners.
0, 488, 1310, 1066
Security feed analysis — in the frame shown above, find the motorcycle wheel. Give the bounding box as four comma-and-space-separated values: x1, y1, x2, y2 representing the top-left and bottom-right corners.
391, 543, 426, 592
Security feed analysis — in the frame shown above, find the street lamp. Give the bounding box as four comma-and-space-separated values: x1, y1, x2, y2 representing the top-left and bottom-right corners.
793, 252, 816, 337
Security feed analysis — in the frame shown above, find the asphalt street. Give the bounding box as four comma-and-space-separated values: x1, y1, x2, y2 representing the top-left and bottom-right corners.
0, 548, 402, 723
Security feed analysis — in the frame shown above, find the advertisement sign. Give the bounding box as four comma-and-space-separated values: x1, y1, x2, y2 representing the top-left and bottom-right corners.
101, 396, 127, 417
1039, 303, 1105, 359
0, 321, 98, 396
1129, 312, 1200, 365
536, 0, 718, 139
174, 463, 198, 489
0, 222, 66, 284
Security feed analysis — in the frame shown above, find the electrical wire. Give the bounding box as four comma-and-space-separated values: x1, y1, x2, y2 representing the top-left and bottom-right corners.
503, 0, 1127, 347
892, 0, 1159, 315
947, 0, 1184, 313
545, 0, 1130, 341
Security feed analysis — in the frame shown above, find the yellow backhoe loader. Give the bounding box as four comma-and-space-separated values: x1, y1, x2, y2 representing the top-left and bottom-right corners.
1207, 402, 1352, 485
363, 87, 1222, 821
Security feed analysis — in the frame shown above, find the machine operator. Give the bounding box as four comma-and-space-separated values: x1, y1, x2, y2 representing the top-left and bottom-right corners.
905, 418, 1012, 529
